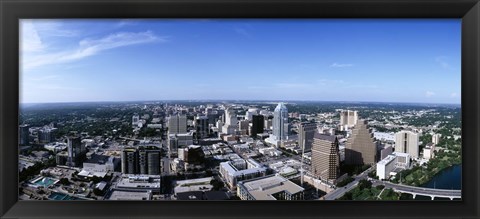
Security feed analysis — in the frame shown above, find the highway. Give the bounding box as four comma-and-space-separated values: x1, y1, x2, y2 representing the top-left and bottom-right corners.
371, 180, 461, 199
323, 166, 375, 200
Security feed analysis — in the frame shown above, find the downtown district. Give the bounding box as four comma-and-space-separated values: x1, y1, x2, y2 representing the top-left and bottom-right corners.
18, 101, 462, 200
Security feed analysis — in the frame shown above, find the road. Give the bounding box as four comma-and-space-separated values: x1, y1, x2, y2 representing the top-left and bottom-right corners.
322, 166, 376, 200
371, 180, 461, 198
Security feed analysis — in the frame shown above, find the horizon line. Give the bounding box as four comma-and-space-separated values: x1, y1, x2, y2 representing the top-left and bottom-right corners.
20, 99, 462, 106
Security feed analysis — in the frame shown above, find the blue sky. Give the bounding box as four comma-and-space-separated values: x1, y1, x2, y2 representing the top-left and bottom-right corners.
20, 19, 461, 104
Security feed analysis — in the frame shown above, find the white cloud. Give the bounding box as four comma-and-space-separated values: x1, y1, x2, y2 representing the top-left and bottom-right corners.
330, 62, 353, 68
275, 83, 312, 88
23, 31, 164, 69
450, 92, 458, 98
233, 27, 252, 38
21, 22, 45, 52
435, 56, 452, 70
425, 91, 436, 97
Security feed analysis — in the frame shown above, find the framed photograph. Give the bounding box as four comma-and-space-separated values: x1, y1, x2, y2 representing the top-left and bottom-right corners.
1, 0, 479, 219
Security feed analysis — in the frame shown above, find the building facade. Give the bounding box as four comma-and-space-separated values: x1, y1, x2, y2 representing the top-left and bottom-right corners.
272, 103, 288, 141
251, 114, 264, 137
298, 122, 316, 152
395, 130, 420, 158
340, 110, 358, 127
311, 133, 340, 181
168, 114, 188, 135
345, 120, 377, 165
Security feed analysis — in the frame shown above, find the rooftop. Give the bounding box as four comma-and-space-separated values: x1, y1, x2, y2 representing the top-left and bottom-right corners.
240, 175, 304, 200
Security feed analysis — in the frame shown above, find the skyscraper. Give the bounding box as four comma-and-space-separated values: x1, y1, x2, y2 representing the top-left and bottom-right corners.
168, 114, 188, 134
311, 133, 340, 180
38, 126, 57, 144
298, 122, 316, 152
122, 147, 161, 175
66, 136, 85, 167
251, 115, 265, 137
132, 114, 140, 126
195, 116, 209, 139
272, 103, 288, 141
222, 108, 238, 135
395, 130, 420, 158
345, 120, 377, 165
340, 110, 358, 127
19, 124, 30, 145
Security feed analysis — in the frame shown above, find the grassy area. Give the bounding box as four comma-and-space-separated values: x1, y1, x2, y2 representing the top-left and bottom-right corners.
391, 146, 461, 186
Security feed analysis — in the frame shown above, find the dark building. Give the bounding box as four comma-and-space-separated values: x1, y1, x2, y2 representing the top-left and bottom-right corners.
298, 122, 316, 152
66, 136, 86, 167
19, 124, 30, 145
311, 133, 340, 180
250, 115, 264, 137
195, 116, 209, 139
38, 126, 57, 144
121, 147, 161, 175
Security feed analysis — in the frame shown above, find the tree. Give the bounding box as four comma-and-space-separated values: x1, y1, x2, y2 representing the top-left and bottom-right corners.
59, 178, 71, 185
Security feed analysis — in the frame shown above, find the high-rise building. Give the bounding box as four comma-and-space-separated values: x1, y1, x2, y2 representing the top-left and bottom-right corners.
432, 133, 441, 145
238, 120, 250, 135
168, 114, 188, 134
345, 120, 377, 165
272, 103, 288, 141
121, 147, 161, 175
298, 122, 316, 152
395, 130, 420, 158
340, 110, 358, 127
195, 116, 209, 139
245, 108, 258, 121
222, 108, 238, 135
311, 133, 340, 180
132, 114, 140, 126
251, 115, 265, 137
66, 136, 85, 167
19, 124, 30, 145
38, 126, 57, 144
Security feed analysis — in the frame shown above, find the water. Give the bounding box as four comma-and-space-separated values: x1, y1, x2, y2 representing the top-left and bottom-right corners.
422, 164, 461, 190
48, 192, 81, 200
32, 177, 57, 187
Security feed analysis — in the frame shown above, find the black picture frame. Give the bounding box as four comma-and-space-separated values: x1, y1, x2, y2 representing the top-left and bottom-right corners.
1, 0, 479, 218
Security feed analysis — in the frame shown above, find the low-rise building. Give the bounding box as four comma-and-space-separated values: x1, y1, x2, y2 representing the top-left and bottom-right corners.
237, 174, 304, 200
219, 159, 267, 189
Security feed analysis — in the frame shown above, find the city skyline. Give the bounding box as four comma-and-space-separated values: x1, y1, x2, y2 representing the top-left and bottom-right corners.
21, 19, 461, 104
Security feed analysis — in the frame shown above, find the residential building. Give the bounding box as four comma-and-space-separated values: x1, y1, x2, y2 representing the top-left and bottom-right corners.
395, 130, 420, 158
340, 110, 358, 127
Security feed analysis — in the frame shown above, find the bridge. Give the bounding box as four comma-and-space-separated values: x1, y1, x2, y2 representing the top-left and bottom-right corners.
372, 181, 461, 200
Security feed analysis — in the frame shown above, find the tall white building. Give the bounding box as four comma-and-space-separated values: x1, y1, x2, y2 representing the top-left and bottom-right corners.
272, 103, 288, 141
395, 130, 420, 158
222, 108, 238, 135
340, 110, 358, 127
168, 114, 187, 135
432, 133, 441, 145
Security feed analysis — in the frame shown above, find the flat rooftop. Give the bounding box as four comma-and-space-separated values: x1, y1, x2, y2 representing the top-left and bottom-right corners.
240, 175, 304, 200
109, 190, 151, 200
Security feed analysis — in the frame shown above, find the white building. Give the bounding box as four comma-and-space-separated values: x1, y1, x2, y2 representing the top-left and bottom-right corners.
373, 132, 396, 143
219, 159, 267, 189
339, 110, 358, 127
423, 143, 436, 161
376, 152, 411, 180
395, 130, 420, 158
432, 133, 441, 145
237, 174, 304, 200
